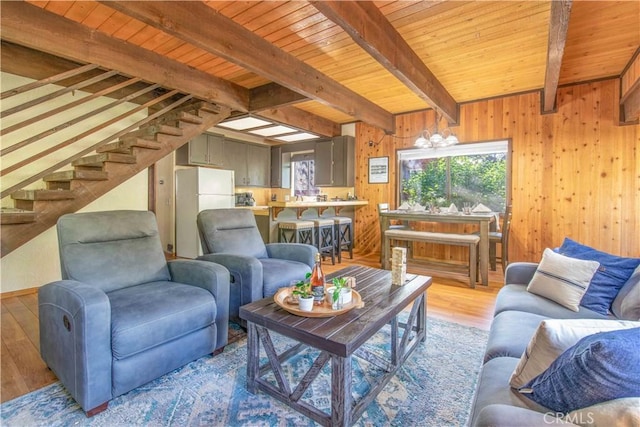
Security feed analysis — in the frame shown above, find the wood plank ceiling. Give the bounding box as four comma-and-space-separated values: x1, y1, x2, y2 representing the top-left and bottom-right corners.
6, 1, 640, 133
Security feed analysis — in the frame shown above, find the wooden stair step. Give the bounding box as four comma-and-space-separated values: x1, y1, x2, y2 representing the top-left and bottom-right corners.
147, 124, 183, 136
158, 110, 203, 125
97, 138, 161, 153
1, 208, 36, 225
178, 112, 203, 124
43, 170, 108, 182
72, 153, 137, 167
11, 189, 75, 201
194, 102, 222, 114
121, 124, 183, 140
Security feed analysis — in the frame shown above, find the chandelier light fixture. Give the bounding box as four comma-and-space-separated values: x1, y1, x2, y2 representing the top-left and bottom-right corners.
414, 111, 459, 148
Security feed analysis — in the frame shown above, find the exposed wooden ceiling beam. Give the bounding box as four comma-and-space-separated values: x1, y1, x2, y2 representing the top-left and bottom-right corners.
256, 106, 341, 138
310, 0, 458, 125
1, 42, 159, 106
249, 83, 340, 138
0, 1, 249, 112
1, 42, 333, 139
249, 83, 309, 112
542, 0, 572, 113
101, 1, 395, 134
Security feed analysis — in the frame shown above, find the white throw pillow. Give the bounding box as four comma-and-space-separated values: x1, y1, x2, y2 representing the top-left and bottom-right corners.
509, 319, 640, 389
565, 397, 640, 427
526, 248, 600, 311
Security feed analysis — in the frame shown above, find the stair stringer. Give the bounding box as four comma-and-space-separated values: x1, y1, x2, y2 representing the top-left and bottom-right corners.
0, 103, 231, 257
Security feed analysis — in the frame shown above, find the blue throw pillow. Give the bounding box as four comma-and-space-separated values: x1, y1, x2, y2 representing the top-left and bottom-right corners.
557, 238, 640, 315
519, 327, 640, 413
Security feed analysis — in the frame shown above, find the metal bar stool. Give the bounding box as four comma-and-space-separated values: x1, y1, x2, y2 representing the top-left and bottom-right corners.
278, 220, 315, 245
313, 218, 335, 265
333, 216, 353, 263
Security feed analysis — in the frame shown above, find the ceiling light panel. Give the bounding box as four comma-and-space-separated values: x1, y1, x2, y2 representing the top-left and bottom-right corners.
275, 132, 319, 142
249, 125, 297, 136
218, 117, 272, 130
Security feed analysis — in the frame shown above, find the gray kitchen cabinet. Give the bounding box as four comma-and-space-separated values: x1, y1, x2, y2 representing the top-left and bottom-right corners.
224, 139, 270, 187
271, 146, 293, 189
270, 146, 282, 187
314, 136, 354, 187
175, 133, 225, 167
247, 144, 270, 187
223, 139, 247, 183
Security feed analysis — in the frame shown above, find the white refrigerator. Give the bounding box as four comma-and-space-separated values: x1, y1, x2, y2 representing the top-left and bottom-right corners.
176, 167, 235, 258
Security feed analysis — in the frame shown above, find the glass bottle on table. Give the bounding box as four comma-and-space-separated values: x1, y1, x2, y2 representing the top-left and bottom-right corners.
310, 252, 325, 306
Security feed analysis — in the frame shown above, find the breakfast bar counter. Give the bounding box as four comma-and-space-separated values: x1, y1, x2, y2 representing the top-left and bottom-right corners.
268, 200, 368, 220
234, 205, 270, 216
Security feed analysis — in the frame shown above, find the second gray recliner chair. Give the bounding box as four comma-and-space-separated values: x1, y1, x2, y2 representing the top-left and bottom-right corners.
197, 208, 318, 322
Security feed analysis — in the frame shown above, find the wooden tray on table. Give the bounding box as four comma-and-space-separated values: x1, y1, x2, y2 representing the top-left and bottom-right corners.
273, 287, 364, 318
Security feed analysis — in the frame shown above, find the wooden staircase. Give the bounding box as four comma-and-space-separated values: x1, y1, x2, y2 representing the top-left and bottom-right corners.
1, 101, 231, 257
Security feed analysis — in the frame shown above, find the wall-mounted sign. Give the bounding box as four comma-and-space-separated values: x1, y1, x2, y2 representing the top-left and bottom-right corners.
368, 156, 389, 184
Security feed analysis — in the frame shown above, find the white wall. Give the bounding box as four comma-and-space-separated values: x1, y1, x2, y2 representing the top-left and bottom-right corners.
1, 71, 149, 293
0, 171, 148, 294
1, 72, 148, 196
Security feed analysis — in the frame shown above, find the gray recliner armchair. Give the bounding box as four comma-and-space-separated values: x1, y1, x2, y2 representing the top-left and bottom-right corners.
39, 210, 230, 416
197, 208, 317, 322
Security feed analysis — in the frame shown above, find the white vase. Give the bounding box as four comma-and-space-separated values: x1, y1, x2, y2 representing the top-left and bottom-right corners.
298, 296, 314, 312
325, 287, 352, 309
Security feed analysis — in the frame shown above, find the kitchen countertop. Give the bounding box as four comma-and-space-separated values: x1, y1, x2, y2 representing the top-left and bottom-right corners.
268, 199, 368, 219
268, 200, 368, 208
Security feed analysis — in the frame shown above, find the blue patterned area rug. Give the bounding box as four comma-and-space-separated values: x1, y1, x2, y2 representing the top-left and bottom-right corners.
1, 317, 488, 427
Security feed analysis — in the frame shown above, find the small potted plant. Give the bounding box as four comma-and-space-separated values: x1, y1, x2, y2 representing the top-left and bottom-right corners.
292, 275, 313, 312
326, 277, 353, 309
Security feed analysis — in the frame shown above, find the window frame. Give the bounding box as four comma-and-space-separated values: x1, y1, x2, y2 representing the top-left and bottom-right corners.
290, 149, 318, 196
395, 139, 512, 211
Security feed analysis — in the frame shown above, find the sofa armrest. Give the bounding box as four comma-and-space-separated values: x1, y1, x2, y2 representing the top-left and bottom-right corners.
504, 262, 539, 285
38, 280, 112, 413
474, 404, 579, 426
168, 260, 230, 349
197, 253, 263, 315
265, 243, 318, 268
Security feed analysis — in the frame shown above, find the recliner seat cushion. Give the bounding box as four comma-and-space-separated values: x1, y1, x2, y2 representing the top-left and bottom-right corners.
109, 281, 216, 359
260, 258, 312, 297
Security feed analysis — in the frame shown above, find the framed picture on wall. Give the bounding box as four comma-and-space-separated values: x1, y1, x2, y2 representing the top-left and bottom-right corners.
368, 156, 389, 184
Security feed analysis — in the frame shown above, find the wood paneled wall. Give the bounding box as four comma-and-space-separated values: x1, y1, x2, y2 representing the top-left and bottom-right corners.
354, 79, 640, 262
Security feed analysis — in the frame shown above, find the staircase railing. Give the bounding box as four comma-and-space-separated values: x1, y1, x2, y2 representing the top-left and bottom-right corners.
1, 62, 232, 257
0, 64, 191, 199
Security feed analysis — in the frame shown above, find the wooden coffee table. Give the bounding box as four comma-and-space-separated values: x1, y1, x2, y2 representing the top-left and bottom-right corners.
239, 265, 432, 426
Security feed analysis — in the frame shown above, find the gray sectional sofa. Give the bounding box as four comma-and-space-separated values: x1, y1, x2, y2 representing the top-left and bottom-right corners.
468, 262, 640, 427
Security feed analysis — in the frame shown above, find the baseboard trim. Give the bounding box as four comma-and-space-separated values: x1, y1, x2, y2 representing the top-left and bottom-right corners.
1, 287, 38, 299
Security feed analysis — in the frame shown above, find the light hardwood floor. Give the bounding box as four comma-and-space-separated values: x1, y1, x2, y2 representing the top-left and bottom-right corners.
0, 251, 503, 403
